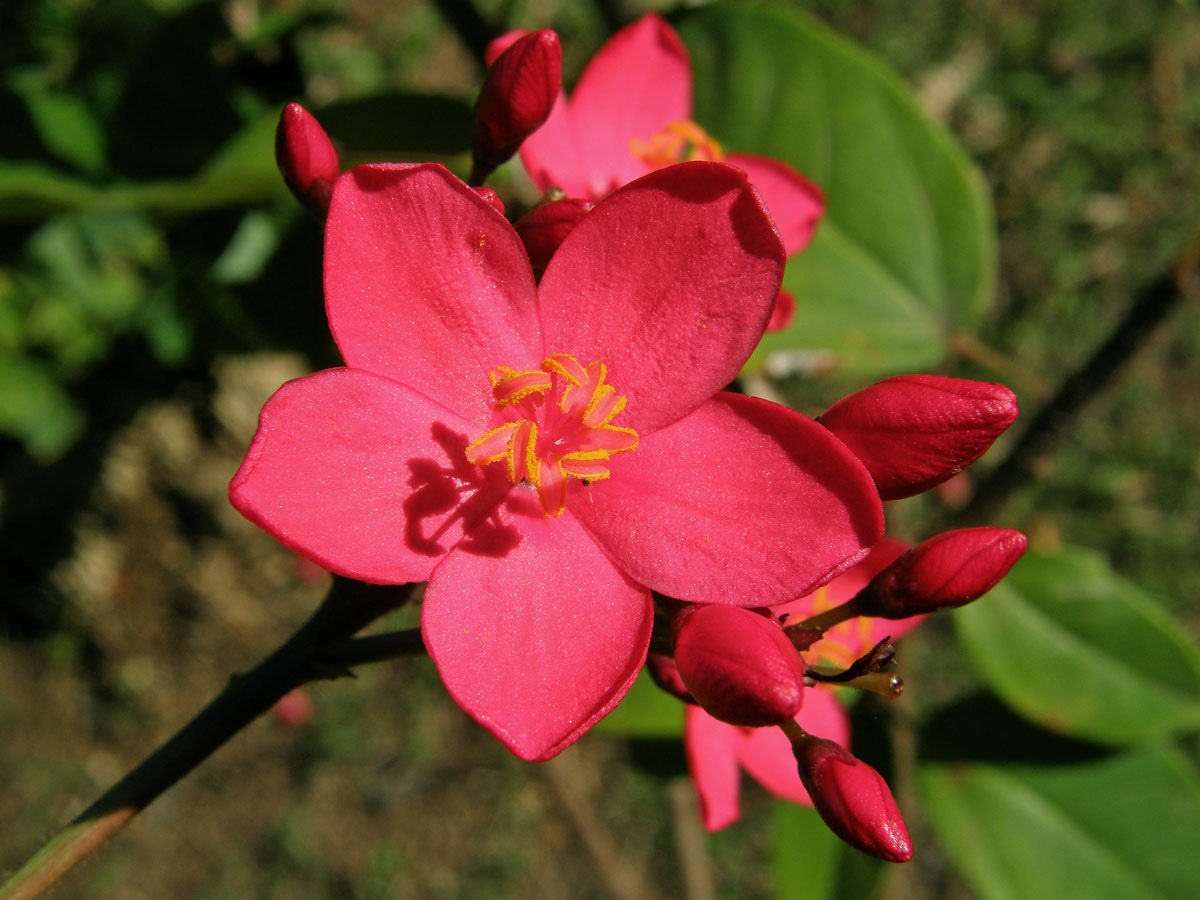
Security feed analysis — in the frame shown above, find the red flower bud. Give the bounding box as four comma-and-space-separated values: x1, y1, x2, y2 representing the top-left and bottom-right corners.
472, 29, 561, 181
484, 30, 527, 67
858, 527, 1027, 618
766, 288, 795, 333
514, 197, 593, 275
793, 735, 912, 862
646, 652, 695, 703
275, 103, 340, 218
672, 605, 805, 727
819, 375, 1018, 500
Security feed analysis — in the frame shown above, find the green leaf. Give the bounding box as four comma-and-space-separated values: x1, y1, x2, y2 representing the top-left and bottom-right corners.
921, 745, 1200, 900
772, 803, 839, 900
594, 670, 684, 738
0, 354, 84, 461
955, 545, 1200, 743
772, 802, 889, 900
676, 4, 995, 377
19, 91, 107, 176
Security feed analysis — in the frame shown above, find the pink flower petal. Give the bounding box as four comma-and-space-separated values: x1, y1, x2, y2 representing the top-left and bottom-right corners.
685, 705, 743, 831
685, 687, 851, 829
422, 492, 653, 761
522, 14, 691, 198
738, 689, 850, 805
230, 368, 511, 584
726, 153, 824, 256
776, 537, 908, 622
573, 393, 883, 606
776, 538, 926, 657
766, 288, 796, 333
539, 163, 786, 436
518, 91, 590, 197
324, 163, 542, 424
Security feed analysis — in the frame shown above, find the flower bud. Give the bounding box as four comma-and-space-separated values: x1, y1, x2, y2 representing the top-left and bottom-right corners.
857, 527, 1027, 618
793, 735, 912, 862
484, 30, 527, 67
819, 375, 1018, 500
275, 103, 340, 218
646, 652, 695, 703
471, 29, 561, 182
514, 197, 593, 275
766, 288, 795, 333
672, 605, 805, 727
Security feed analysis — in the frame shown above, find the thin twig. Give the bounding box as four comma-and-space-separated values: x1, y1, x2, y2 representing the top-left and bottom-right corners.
542, 752, 651, 900
0, 578, 415, 900
317, 628, 427, 669
668, 778, 716, 900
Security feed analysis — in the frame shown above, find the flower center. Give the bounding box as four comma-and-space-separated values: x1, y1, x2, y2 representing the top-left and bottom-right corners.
629, 120, 725, 169
464, 353, 639, 517
805, 586, 875, 670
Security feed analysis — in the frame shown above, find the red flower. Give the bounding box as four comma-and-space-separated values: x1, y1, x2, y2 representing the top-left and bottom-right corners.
685, 538, 920, 830
230, 162, 882, 760
497, 15, 824, 259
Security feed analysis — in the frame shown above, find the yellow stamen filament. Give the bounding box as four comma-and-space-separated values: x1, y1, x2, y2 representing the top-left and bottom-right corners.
464, 353, 639, 517
630, 120, 725, 169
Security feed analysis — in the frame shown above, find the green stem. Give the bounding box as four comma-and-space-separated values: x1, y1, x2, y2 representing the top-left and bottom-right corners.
0, 578, 415, 900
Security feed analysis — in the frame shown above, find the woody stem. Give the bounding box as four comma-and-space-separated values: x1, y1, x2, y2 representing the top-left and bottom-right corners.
0, 578, 416, 900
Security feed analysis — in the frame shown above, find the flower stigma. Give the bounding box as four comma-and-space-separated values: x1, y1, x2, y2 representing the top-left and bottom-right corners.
630, 120, 724, 169
464, 353, 639, 517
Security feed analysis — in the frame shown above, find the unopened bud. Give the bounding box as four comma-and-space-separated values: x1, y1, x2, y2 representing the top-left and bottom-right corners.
275, 103, 340, 218
819, 375, 1018, 500
471, 29, 561, 184
484, 30, 526, 67
858, 527, 1027, 618
792, 735, 912, 862
514, 197, 593, 275
646, 652, 695, 703
672, 605, 805, 727
766, 288, 795, 332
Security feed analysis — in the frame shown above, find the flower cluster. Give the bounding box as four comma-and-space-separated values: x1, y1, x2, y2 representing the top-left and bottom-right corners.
253, 13, 1027, 864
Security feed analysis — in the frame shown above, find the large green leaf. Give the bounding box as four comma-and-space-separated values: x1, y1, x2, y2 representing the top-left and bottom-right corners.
955, 545, 1200, 744
921, 745, 1200, 900
772, 802, 887, 900
676, 4, 995, 377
